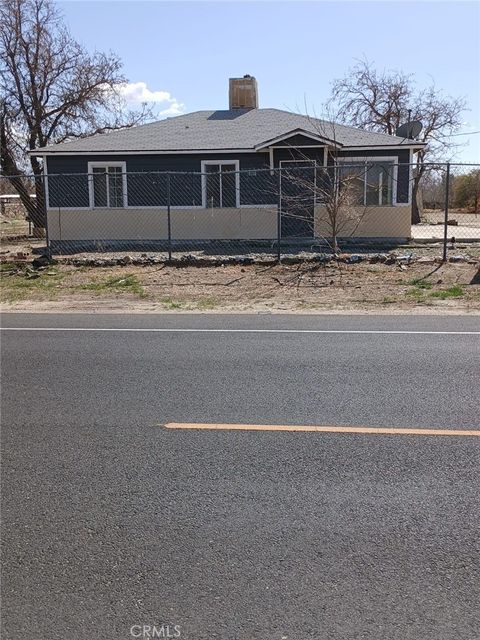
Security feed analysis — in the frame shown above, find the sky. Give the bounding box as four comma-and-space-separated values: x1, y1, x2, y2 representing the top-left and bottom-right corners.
59, 0, 480, 163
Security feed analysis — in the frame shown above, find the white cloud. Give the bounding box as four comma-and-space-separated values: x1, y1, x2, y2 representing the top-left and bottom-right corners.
119, 82, 185, 115
159, 101, 184, 117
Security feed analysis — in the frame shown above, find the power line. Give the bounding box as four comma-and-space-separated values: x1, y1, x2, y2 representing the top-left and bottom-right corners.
446, 130, 480, 137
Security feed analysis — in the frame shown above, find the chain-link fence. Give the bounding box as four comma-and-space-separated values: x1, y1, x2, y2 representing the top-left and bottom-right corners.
1, 162, 479, 261
415, 163, 480, 254
0, 195, 33, 238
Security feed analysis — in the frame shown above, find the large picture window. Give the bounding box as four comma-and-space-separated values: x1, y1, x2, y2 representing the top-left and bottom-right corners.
338, 159, 397, 206
88, 163, 127, 208
201, 161, 240, 208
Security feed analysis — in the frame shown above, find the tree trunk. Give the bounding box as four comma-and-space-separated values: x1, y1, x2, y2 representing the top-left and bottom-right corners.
30, 155, 47, 229
33, 175, 46, 231
411, 176, 422, 225
5, 174, 46, 229
1, 116, 46, 228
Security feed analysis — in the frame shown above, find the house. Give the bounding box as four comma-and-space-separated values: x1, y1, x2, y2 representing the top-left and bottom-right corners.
32, 76, 425, 249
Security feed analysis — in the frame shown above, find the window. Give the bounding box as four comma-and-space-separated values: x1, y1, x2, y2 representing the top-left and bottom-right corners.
88, 163, 127, 208
366, 162, 395, 205
201, 161, 239, 208
338, 159, 396, 206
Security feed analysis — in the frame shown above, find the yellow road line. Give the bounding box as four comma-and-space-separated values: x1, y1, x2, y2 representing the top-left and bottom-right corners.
163, 423, 480, 437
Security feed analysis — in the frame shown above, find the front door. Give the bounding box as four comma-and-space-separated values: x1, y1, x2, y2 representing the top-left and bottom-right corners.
280, 161, 316, 238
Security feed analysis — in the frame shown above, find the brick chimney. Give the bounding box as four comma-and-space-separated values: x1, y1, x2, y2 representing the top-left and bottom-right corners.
229, 75, 258, 110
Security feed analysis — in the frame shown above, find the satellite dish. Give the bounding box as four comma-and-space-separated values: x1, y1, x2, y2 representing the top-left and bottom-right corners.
396, 120, 423, 139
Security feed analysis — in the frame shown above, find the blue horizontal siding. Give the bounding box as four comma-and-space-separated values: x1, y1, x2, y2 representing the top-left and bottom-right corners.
46, 153, 272, 208
46, 153, 270, 175
46, 148, 412, 208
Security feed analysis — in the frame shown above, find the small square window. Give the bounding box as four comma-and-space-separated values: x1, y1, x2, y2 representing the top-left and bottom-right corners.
202, 161, 239, 208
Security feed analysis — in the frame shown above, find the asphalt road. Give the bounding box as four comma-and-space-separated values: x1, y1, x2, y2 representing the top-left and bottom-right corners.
1, 314, 479, 640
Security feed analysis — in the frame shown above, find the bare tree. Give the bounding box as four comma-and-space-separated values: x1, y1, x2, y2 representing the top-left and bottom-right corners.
329, 59, 467, 224
419, 169, 443, 211
280, 159, 370, 254
0, 0, 151, 229
453, 169, 480, 213
274, 112, 379, 253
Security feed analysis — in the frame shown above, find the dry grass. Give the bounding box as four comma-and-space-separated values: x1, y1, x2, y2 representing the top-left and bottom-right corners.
1, 259, 479, 313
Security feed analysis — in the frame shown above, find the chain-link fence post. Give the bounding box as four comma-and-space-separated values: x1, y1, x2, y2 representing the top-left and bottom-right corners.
44, 214, 52, 259
43, 173, 52, 259
442, 162, 451, 262
276, 168, 281, 263
166, 172, 172, 262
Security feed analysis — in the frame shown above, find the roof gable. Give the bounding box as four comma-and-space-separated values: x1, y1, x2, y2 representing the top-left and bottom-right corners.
255, 129, 338, 150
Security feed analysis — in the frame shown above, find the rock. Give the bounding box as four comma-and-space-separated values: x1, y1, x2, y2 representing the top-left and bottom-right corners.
369, 253, 388, 264
417, 257, 435, 264
299, 253, 327, 264
449, 255, 468, 263
346, 254, 363, 264
397, 253, 416, 263
32, 254, 56, 269
314, 254, 332, 264
119, 255, 132, 265
282, 256, 301, 265
384, 253, 397, 265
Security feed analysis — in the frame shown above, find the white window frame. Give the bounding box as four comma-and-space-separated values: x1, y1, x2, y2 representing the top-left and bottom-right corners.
201, 160, 240, 208
88, 161, 128, 209
336, 157, 398, 206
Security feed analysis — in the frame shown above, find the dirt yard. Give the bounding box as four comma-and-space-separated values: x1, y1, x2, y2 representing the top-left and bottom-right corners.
1, 256, 479, 314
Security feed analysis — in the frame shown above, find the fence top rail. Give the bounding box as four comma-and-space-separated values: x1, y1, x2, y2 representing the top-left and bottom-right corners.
1, 162, 480, 182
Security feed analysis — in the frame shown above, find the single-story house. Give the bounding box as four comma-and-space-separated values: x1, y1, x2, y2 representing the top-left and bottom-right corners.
32, 75, 425, 247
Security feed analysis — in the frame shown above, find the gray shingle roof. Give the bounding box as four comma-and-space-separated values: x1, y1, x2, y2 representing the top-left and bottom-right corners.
35, 108, 423, 154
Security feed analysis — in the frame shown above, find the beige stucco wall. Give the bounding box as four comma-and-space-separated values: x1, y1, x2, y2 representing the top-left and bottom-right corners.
47, 207, 277, 241
47, 205, 411, 242
171, 208, 276, 240
314, 205, 411, 239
